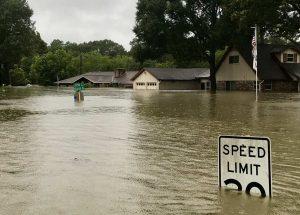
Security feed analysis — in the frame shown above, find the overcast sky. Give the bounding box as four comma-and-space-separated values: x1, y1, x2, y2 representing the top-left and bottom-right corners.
27, 0, 138, 50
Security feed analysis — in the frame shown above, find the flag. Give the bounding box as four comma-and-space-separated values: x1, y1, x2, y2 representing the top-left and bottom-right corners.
252, 32, 257, 72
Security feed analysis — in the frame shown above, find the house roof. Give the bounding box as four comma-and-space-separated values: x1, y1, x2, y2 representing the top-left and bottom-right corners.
280, 63, 300, 81
131, 68, 210, 81
56, 71, 140, 85
217, 44, 300, 81
269, 46, 300, 54
113, 71, 139, 85
56, 71, 115, 84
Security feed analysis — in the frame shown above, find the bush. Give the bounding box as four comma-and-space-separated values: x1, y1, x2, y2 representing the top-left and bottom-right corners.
10, 66, 28, 86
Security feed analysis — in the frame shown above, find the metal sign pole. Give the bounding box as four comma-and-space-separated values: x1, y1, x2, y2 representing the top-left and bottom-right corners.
255, 25, 258, 102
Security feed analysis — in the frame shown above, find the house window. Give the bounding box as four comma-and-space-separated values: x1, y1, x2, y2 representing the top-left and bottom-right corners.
147, 82, 157, 86
136, 82, 145, 86
283, 53, 297, 63
264, 81, 272, 90
229, 55, 239, 64
287, 54, 295, 62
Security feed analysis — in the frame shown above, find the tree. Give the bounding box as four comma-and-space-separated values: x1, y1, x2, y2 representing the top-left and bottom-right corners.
49, 39, 65, 52
31, 49, 77, 85
167, 0, 231, 91
63, 40, 127, 56
276, 0, 300, 44
0, 0, 46, 84
228, 0, 300, 45
132, 0, 170, 62
10, 66, 28, 86
228, 0, 282, 43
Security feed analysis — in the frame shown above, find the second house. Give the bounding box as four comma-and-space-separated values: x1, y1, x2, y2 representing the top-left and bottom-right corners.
131, 68, 210, 90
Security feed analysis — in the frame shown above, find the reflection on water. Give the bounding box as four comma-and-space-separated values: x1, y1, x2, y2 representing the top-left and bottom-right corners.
0, 87, 299, 214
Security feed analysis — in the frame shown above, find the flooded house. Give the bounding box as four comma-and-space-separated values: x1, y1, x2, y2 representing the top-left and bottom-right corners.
216, 44, 300, 92
56, 69, 139, 88
131, 68, 210, 90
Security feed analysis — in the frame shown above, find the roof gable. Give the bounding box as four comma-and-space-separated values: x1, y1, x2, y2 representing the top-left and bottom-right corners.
217, 44, 300, 81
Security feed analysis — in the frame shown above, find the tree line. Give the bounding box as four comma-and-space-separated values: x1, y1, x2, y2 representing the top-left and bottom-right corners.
1, 0, 299, 88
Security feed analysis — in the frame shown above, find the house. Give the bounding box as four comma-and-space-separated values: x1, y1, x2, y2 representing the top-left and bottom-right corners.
216, 44, 300, 92
56, 71, 114, 87
56, 69, 139, 88
112, 70, 139, 88
131, 68, 210, 90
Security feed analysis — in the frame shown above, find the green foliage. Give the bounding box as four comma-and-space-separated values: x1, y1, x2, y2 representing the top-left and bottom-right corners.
49, 39, 127, 57
25, 49, 139, 85
131, 0, 169, 61
10, 66, 28, 86
275, 0, 300, 44
75, 52, 139, 72
49, 39, 64, 52
165, 0, 232, 90
31, 49, 77, 85
0, 0, 47, 84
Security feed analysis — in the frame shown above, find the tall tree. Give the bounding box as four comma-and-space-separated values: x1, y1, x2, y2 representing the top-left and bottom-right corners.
167, 0, 231, 91
63, 40, 127, 57
132, 0, 169, 63
0, 0, 46, 84
229, 0, 300, 45
276, 0, 300, 45
229, 0, 282, 43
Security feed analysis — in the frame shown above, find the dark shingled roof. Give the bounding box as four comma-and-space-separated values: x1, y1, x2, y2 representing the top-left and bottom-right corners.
131, 68, 210, 81
56, 71, 115, 84
257, 44, 291, 80
56, 71, 140, 85
218, 44, 300, 81
281, 64, 300, 80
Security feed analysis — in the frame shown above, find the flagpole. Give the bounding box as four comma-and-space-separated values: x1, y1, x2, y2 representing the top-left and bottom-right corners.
255, 25, 258, 102
251, 25, 258, 102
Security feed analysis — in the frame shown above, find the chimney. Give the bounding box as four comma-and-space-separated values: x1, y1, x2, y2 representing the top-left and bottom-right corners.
115, 68, 126, 78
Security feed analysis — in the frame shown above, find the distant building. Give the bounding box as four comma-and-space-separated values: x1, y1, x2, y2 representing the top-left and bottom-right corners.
131, 68, 210, 90
216, 44, 300, 92
55, 69, 139, 88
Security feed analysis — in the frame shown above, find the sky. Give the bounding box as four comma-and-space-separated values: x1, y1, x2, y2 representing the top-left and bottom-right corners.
27, 0, 138, 50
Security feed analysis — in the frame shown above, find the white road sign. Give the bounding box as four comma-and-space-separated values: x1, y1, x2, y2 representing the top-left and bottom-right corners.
218, 136, 272, 197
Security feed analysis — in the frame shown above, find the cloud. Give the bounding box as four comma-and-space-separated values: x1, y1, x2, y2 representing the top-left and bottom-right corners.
27, 0, 138, 50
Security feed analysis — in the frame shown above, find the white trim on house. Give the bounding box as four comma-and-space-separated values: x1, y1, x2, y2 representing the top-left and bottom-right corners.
133, 71, 160, 90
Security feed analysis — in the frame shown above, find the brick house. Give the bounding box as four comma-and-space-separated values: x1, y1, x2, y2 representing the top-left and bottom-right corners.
216, 44, 300, 92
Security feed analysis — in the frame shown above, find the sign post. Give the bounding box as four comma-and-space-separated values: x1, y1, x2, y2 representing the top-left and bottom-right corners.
218, 136, 272, 197
74, 83, 85, 102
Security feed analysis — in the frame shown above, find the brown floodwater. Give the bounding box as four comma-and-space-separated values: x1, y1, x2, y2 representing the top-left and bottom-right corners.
0, 87, 299, 214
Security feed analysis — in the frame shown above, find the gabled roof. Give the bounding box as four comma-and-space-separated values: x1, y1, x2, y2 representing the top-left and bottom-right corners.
280, 64, 300, 81
270, 46, 300, 54
217, 44, 300, 81
113, 71, 139, 85
56, 71, 114, 84
55, 75, 84, 84
56, 71, 140, 85
131, 68, 210, 81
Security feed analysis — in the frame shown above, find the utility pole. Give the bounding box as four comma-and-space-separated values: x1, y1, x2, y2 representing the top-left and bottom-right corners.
80, 53, 83, 74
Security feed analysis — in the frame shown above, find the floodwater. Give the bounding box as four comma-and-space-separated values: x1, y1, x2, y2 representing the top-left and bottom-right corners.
0, 87, 299, 214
